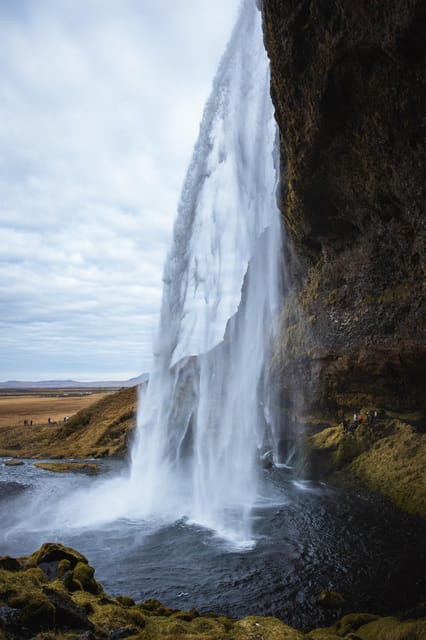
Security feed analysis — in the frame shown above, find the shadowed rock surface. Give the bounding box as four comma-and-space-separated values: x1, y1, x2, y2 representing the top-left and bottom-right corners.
262, 0, 426, 416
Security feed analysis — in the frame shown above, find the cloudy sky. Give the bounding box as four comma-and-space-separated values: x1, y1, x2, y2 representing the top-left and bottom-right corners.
0, 0, 241, 381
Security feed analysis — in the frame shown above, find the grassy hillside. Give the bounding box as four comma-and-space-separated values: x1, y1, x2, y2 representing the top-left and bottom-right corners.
305, 417, 426, 520
0, 386, 137, 459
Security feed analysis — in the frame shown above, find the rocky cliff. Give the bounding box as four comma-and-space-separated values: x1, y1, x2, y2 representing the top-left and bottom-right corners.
262, 0, 425, 416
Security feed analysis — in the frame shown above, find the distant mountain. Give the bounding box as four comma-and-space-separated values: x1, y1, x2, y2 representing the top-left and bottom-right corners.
0, 374, 149, 390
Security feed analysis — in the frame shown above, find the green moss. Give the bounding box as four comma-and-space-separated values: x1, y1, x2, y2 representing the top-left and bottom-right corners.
356, 616, 426, 639
115, 595, 136, 607
334, 613, 379, 635
299, 266, 322, 313
284, 322, 312, 362
171, 608, 199, 622
57, 559, 71, 577
10, 590, 56, 630
72, 561, 100, 594
350, 420, 426, 519
29, 542, 88, 569
138, 598, 176, 616
316, 590, 346, 608
324, 287, 347, 306
34, 461, 99, 474
88, 601, 146, 633
233, 616, 304, 639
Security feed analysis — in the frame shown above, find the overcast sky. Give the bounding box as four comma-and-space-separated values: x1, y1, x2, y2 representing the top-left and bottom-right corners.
0, 0, 241, 381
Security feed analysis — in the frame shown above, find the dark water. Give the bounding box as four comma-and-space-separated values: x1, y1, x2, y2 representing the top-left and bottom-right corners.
1, 459, 425, 630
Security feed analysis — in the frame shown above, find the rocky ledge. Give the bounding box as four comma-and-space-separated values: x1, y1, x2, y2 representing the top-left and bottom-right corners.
0, 542, 425, 640
303, 415, 426, 519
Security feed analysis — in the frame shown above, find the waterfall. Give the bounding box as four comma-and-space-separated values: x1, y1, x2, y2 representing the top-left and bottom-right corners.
0, 0, 284, 549
128, 0, 283, 544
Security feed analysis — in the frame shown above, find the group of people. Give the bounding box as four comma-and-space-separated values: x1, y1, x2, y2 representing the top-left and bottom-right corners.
342, 409, 379, 433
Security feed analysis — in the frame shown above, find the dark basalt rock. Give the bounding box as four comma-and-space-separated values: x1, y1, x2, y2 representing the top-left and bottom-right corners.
42, 585, 93, 630
262, 0, 426, 415
0, 557, 21, 572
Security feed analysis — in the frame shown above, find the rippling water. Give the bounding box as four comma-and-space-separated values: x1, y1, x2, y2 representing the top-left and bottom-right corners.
1, 459, 425, 630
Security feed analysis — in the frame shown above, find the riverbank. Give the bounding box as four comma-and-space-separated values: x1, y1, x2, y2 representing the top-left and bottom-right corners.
303, 414, 426, 520
1, 387, 425, 523
0, 542, 424, 640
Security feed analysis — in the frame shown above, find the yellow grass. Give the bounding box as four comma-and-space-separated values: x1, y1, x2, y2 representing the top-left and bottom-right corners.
0, 392, 109, 427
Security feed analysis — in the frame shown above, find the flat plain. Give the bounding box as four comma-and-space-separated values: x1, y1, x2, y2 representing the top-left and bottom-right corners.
0, 389, 110, 427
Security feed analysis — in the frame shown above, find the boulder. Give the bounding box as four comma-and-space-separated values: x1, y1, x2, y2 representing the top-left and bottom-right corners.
29, 542, 88, 569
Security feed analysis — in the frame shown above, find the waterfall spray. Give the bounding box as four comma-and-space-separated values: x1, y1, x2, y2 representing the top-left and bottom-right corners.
128, 0, 283, 543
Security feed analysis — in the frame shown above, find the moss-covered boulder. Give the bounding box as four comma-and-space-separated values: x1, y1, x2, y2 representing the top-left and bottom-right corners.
27, 542, 88, 569
9, 590, 56, 630
308, 614, 426, 639
72, 561, 101, 594
316, 590, 346, 608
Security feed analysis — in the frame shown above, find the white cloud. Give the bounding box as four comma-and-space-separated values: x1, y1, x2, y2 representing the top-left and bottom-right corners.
0, 0, 240, 380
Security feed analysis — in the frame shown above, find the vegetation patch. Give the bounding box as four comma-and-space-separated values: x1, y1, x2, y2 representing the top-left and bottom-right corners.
305, 418, 426, 519
33, 461, 99, 474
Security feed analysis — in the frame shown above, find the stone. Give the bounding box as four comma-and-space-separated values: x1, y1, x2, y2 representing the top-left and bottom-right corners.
30, 542, 88, 569
43, 585, 93, 630
0, 557, 20, 572
72, 561, 100, 594
317, 590, 346, 608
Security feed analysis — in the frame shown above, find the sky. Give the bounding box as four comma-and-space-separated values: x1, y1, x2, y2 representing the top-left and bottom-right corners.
0, 0, 241, 381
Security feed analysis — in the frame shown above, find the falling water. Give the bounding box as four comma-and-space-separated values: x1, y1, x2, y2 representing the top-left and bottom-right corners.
1, 0, 283, 545
128, 0, 283, 544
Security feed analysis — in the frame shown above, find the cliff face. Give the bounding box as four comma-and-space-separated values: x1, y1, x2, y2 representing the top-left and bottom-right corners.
262, 0, 426, 414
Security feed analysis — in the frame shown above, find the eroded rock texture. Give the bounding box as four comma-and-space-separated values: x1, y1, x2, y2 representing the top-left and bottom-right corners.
262, 0, 426, 414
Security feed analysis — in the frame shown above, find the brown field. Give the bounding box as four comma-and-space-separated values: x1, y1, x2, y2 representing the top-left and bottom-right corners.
0, 386, 137, 459
0, 390, 110, 427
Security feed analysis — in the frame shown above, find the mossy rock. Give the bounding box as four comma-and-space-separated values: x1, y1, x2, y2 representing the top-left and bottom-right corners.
34, 461, 99, 474
317, 590, 346, 608
88, 601, 146, 633
72, 561, 100, 594
42, 584, 93, 630
9, 590, 56, 630
29, 542, 88, 569
0, 556, 21, 571
57, 558, 71, 577
354, 616, 426, 640
233, 616, 304, 639
115, 595, 136, 607
334, 612, 379, 635
138, 598, 176, 617
171, 608, 199, 622
189, 615, 230, 634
